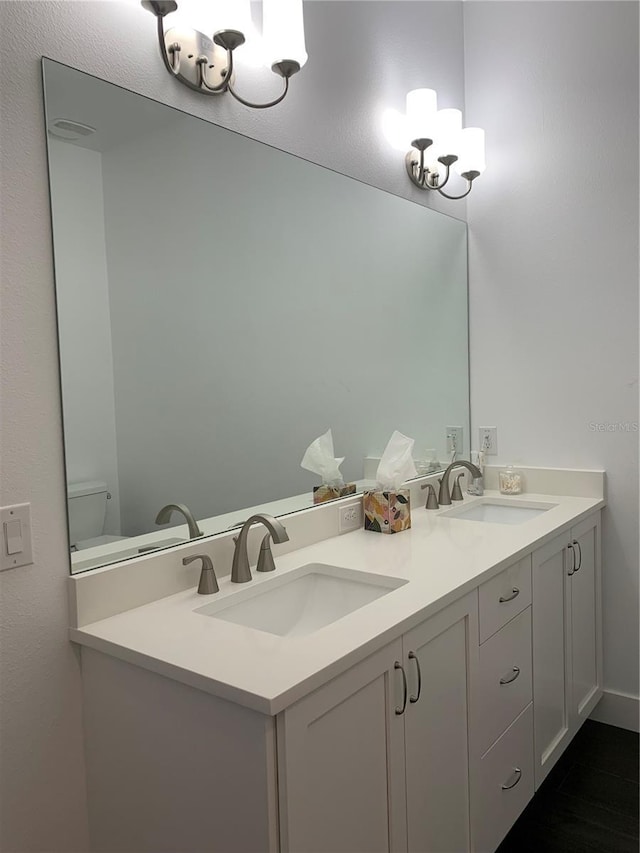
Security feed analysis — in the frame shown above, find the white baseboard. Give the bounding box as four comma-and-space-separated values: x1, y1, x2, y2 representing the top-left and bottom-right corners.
590, 689, 640, 732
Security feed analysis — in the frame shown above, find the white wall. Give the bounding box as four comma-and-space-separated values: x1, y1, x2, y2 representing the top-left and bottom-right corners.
47, 140, 121, 538
464, 1, 639, 702
0, 2, 466, 850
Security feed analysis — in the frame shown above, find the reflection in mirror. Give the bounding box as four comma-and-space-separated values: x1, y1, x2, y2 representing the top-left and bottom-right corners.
42, 59, 470, 574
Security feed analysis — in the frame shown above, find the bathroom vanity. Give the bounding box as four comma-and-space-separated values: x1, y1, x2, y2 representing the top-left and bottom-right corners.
69, 474, 604, 853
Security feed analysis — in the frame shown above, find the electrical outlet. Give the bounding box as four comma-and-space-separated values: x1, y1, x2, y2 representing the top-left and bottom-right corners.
446, 426, 463, 455
479, 427, 498, 456
339, 503, 361, 533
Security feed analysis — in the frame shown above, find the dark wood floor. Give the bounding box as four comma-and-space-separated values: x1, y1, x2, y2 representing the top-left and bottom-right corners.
497, 721, 639, 853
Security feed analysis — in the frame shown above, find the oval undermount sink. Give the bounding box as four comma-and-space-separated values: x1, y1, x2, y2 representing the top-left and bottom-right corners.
439, 498, 557, 525
195, 563, 407, 638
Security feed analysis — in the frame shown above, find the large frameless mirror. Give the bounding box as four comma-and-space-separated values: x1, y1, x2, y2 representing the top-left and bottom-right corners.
42, 58, 470, 574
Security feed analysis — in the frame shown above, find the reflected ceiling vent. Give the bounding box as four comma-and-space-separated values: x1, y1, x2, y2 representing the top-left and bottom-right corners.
48, 118, 96, 141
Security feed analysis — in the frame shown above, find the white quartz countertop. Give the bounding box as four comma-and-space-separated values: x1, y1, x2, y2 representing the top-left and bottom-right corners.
70, 491, 604, 715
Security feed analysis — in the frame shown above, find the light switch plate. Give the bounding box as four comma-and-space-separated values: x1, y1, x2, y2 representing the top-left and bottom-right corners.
1, 503, 33, 571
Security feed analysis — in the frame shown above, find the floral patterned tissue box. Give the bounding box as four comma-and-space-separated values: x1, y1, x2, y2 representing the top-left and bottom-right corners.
363, 489, 411, 534
313, 483, 357, 505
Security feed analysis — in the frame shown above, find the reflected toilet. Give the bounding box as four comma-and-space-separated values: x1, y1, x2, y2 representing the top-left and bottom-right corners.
67, 480, 125, 550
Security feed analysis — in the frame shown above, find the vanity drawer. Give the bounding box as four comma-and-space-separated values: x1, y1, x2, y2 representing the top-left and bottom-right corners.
479, 556, 532, 643
471, 703, 534, 853
477, 608, 532, 756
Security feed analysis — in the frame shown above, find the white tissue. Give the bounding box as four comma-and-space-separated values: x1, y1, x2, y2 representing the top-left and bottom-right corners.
376, 430, 418, 490
300, 429, 345, 486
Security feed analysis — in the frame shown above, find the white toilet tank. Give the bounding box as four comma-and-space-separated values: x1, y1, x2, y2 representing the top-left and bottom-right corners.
67, 480, 109, 547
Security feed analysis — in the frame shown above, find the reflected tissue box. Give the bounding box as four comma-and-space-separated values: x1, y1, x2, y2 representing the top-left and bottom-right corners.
363, 489, 411, 534
313, 483, 357, 504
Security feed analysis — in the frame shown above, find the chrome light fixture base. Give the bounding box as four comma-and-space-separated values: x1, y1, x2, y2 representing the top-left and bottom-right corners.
163, 27, 232, 93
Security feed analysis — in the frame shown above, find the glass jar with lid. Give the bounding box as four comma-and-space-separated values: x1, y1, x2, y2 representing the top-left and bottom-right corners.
499, 465, 523, 495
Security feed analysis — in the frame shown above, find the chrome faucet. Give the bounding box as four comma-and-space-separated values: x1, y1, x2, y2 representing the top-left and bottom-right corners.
438, 460, 483, 506
231, 514, 289, 583
155, 503, 203, 539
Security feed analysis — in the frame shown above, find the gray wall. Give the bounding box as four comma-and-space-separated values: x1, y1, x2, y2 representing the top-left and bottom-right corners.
100, 116, 468, 535
464, 1, 639, 701
0, 2, 466, 850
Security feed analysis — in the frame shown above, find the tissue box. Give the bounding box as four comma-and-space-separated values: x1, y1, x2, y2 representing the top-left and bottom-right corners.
363, 489, 411, 534
313, 483, 357, 504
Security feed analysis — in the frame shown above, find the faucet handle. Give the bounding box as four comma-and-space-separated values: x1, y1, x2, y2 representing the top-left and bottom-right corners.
183, 554, 219, 595
256, 533, 276, 573
421, 483, 439, 510
451, 473, 465, 502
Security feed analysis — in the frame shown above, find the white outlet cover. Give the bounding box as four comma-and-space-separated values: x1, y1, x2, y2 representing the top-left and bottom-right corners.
478, 427, 498, 456
339, 503, 362, 533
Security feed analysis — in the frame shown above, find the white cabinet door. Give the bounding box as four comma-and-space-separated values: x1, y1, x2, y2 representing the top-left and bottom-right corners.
569, 514, 602, 726
403, 593, 477, 853
278, 638, 407, 853
532, 511, 602, 789
532, 532, 572, 788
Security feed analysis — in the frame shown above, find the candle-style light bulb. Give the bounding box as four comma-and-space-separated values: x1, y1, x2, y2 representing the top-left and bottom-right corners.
406, 88, 438, 145
453, 128, 486, 177
262, 0, 308, 69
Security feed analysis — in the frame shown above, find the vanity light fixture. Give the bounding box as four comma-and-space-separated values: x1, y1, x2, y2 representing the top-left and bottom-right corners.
141, 0, 307, 109
399, 88, 485, 199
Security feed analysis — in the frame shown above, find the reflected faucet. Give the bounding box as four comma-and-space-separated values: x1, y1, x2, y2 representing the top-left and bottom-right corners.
231, 514, 289, 583
438, 460, 483, 507
155, 503, 203, 539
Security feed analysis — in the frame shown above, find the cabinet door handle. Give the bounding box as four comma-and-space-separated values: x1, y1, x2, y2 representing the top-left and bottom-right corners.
498, 587, 520, 603
501, 768, 522, 790
567, 542, 575, 576
394, 662, 408, 715
499, 666, 521, 685
408, 651, 422, 703
573, 539, 582, 572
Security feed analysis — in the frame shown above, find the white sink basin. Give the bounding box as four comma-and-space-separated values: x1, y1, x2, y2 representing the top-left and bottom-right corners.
196, 563, 408, 637
439, 498, 557, 525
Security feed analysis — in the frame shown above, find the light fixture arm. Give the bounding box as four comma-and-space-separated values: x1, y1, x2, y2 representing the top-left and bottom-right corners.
227, 76, 290, 110
154, 11, 180, 77
426, 162, 453, 192
197, 53, 232, 93
436, 178, 475, 200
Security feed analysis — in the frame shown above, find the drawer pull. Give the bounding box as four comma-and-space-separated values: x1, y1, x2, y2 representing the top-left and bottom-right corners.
408, 651, 422, 703
499, 666, 521, 685
394, 662, 408, 715
501, 768, 522, 790
498, 587, 520, 603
